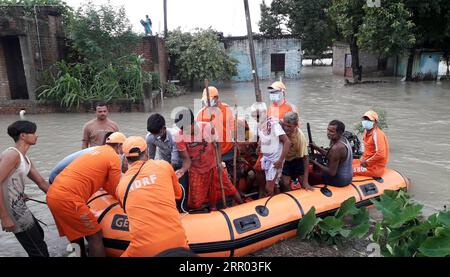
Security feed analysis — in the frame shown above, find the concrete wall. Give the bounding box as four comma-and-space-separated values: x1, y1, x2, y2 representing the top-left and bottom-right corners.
332, 42, 347, 76
396, 51, 443, 80
225, 37, 302, 81
0, 91, 162, 114
0, 42, 10, 101
333, 42, 396, 77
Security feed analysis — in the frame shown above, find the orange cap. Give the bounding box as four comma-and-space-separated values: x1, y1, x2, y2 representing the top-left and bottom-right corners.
202, 86, 219, 101
363, 110, 379, 122
105, 132, 126, 144
122, 136, 147, 157
268, 81, 286, 92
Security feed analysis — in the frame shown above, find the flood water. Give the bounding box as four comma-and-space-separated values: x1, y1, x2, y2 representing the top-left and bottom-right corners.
1, 67, 449, 256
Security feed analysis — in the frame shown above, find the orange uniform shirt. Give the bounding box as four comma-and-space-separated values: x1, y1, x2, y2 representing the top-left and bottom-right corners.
268, 101, 298, 121
46, 145, 121, 241
116, 160, 188, 257
197, 102, 235, 155
362, 127, 389, 167
354, 127, 389, 177
48, 145, 121, 201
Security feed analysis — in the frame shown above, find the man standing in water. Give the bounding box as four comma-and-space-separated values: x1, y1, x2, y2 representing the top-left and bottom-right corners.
0, 120, 50, 257
309, 120, 353, 187
82, 102, 119, 149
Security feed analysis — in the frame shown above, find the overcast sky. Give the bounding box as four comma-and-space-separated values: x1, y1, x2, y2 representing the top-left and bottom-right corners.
64, 0, 273, 36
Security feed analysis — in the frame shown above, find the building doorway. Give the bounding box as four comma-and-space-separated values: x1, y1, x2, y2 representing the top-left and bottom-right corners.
1, 36, 29, 100
344, 54, 353, 77
271, 53, 285, 75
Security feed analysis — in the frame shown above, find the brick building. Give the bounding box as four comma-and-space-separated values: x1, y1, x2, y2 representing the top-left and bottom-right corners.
135, 36, 168, 87
0, 6, 65, 109
0, 6, 168, 114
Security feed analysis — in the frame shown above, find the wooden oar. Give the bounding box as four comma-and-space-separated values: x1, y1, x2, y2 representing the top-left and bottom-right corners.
233, 94, 238, 189
204, 80, 227, 209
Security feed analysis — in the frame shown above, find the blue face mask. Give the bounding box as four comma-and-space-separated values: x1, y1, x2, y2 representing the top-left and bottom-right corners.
362, 120, 374, 130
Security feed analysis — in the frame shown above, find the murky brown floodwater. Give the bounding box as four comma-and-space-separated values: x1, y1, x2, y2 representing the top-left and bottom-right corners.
1, 67, 449, 256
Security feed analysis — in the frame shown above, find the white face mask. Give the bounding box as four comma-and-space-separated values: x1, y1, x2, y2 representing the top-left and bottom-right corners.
210, 99, 218, 107
362, 120, 374, 130
269, 93, 282, 103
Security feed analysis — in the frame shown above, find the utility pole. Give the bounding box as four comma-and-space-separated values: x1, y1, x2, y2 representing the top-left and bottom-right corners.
163, 0, 168, 37
243, 0, 262, 102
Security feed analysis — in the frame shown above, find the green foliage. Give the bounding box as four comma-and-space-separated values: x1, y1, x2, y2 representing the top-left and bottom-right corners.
161, 82, 182, 97
297, 207, 320, 240
149, 72, 160, 90
354, 108, 388, 135
403, 0, 450, 48
258, 0, 284, 37
327, 0, 364, 42
38, 54, 148, 109
35, 2, 150, 109
166, 28, 193, 58
0, 0, 74, 25
358, 1, 416, 58
67, 1, 140, 64
297, 197, 370, 246
370, 190, 450, 257
258, 0, 335, 58
166, 28, 237, 83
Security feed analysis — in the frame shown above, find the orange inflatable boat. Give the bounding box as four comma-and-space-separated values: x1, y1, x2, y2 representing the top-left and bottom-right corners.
88, 168, 409, 257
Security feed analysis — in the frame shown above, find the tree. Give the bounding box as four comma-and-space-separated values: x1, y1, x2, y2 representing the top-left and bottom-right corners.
166, 28, 237, 85
358, 1, 416, 68
165, 27, 193, 61
258, 0, 336, 62
0, 0, 73, 25
258, 0, 283, 37
68, 1, 140, 66
285, 0, 335, 62
327, 0, 365, 82
402, 0, 450, 80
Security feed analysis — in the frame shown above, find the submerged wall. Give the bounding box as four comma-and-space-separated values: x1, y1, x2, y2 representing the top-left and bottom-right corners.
224, 36, 302, 81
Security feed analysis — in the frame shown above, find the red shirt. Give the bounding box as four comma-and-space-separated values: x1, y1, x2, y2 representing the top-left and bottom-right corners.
176, 122, 216, 174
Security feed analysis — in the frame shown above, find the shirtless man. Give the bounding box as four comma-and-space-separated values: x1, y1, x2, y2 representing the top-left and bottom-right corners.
309, 120, 353, 187
82, 102, 119, 149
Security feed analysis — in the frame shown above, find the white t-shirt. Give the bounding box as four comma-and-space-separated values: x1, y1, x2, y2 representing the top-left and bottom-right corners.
258, 117, 285, 162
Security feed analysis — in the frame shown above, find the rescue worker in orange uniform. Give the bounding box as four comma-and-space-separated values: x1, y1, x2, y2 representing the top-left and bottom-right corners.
46, 132, 125, 257
116, 136, 189, 257
267, 81, 298, 121
196, 86, 237, 183
353, 111, 389, 177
